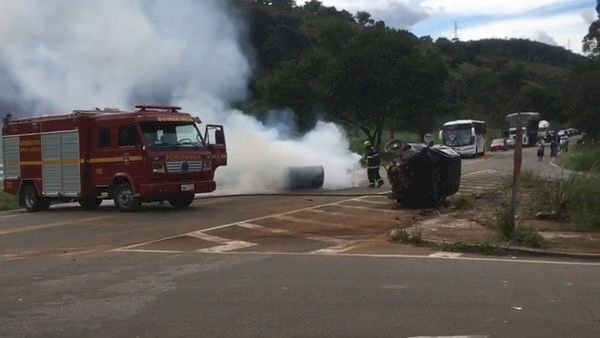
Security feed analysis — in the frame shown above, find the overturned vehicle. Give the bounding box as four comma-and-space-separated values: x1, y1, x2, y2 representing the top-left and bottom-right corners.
385, 139, 461, 208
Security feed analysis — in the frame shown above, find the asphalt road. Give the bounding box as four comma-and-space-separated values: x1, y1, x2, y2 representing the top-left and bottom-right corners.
1, 148, 598, 338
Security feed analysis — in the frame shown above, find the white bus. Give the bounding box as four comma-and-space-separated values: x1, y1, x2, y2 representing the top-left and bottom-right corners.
440, 119, 487, 157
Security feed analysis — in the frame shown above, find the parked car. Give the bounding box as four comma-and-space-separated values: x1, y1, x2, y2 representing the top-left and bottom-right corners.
506, 138, 515, 149
490, 138, 509, 152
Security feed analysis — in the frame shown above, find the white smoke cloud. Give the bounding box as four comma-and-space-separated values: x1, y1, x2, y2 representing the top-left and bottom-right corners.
0, 0, 363, 192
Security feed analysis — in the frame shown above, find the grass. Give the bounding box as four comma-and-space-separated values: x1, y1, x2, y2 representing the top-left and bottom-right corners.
565, 146, 600, 172
449, 194, 475, 210
512, 228, 545, 248
526, 171, 600, 231
390, 225, 423, 244
437, 240, 507, 256
0, 190, 19, 211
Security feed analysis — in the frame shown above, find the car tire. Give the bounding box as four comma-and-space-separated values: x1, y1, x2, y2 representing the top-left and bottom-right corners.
113, 183, 141, 212
168, 193, 195, 209
21, 184, 50, 212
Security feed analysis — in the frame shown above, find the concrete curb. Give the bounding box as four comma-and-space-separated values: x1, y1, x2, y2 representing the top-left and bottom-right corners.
419, 238, 600, 260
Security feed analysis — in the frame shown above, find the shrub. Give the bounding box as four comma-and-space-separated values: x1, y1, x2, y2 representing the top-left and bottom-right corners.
496, 207, 516, 239
520, 169, 540, 189
449, 194, 475, 210
532, 173, 577, 220
568, 175, 600, 231
0, 191, 19, 211
512, 228, 545, 248
565, 146, 600, 172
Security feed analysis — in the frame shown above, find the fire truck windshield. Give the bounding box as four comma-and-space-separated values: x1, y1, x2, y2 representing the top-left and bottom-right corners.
140, 122, 205, 150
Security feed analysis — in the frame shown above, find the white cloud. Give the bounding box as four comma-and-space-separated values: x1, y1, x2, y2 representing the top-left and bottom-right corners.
533, 30, 558, 46
421, 0, 573, 15
452, 12, 589, 53
318, 0, 573, 16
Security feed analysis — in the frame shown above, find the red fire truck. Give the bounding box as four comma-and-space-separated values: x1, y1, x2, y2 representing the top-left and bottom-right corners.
1, 105, 227, 212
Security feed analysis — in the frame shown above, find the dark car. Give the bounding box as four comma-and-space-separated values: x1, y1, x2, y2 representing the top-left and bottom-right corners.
490, 138, 509, 152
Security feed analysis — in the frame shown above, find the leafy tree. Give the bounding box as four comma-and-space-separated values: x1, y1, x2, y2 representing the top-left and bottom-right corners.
583, 20, 600, 57
303, 0, 322, 13
355, 11, 374, 26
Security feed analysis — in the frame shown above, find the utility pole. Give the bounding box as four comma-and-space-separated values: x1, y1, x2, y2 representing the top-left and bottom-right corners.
452, 21, 460, 42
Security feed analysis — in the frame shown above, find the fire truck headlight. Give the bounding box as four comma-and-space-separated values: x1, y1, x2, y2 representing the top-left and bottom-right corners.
152, 161, 165, 173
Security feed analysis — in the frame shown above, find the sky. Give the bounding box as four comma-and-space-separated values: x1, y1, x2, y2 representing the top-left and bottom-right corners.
318, 0, 598, 54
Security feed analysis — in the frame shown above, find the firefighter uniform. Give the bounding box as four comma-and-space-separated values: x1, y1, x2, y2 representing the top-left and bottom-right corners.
364, 141, 384, 187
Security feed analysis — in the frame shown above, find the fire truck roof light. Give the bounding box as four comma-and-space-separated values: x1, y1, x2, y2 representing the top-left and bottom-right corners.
135, 105, 182, 113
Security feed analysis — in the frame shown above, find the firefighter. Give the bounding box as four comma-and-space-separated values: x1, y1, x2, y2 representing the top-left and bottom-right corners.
364, 141, 384, 188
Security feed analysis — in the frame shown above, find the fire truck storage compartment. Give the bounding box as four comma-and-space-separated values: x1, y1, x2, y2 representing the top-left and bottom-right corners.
2, 137, 20, 179
41, 131, 81, 196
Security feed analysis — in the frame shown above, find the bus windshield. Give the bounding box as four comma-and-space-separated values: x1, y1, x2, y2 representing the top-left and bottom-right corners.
442, 124, 473, 147
140, 122, 205, 150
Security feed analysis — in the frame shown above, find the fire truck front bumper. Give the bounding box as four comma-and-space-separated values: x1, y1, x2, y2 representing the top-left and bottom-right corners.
137, 181, 216, 200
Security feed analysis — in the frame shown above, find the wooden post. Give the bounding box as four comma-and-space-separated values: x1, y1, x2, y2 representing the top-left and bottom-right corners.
510, 112, 523, 231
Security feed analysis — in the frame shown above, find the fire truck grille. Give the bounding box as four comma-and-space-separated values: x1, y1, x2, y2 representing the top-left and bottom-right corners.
166, 161, 205, 173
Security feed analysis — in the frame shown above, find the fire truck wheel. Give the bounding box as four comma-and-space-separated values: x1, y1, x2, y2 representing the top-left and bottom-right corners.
79, 198, 103, 210
21, 185, 50, 212
168, 193, 195, 209
113, 183, 141, 212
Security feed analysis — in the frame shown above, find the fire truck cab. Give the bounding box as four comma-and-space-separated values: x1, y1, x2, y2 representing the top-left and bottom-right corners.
1, 105, 227, 212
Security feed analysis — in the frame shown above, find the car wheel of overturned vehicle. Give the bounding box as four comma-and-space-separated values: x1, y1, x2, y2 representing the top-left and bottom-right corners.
21, 184, 50, 212
79, 198, 103, 210
168, 193, 195, 209
113, 183, 141, 212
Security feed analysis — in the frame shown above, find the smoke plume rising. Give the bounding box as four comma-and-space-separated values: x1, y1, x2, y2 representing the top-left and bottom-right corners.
0, 0, 362, 192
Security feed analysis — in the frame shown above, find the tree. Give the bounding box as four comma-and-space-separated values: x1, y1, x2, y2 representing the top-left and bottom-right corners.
583, 20, 600, 57
355, 11, 374, 26
303, 0, 322, 13
324, 28, 446, 147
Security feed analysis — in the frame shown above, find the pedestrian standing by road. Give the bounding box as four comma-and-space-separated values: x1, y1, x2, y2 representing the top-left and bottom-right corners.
550, 138, 558, 158
363, 141, 384, 188
536, 139, 545, 161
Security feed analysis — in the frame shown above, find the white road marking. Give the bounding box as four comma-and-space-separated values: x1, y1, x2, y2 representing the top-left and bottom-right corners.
305, 208, 391, 222
335, 203, 404, 214
409, 336, 490, 338
237, 222, 345, 245
112, 194, 377, 252
0, 214, 22, 219
428, 252, 463, 258
354, 198, 390, 205
188, 231, 232, 244
0, 216, 115, 236
113, 249, 185, 254
272, 214, 367, 232
196, 240, 257, 253
311, 240, 363, 254
186, 250, 600, 267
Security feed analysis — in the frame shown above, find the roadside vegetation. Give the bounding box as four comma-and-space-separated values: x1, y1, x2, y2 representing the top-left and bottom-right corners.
232, 1, 600, 147
0, 190, 18, 211
565, 145, 600, 172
